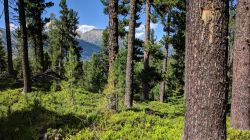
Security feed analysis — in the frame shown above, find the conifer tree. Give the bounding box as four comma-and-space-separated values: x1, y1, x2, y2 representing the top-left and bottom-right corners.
51, 0, 81, 77
124, 0, 137, 108
18, 0, 32, 93
231, 0, 250, 130
108, 0, 119, 70
183, 0, 229, 139
141, 0, 151, 100
0, 36, 6, 72
48, 13, 61, 73
26, 0, 53, 73
4, 0, 14, 76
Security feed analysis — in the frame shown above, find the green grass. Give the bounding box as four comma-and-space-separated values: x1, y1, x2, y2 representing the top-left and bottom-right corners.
0, 89, 250, 140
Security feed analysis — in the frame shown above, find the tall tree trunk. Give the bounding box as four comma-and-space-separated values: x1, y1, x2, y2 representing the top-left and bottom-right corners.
159, 43, 168, 103
230, 0, 250, 130
142, 0, 150, 100
124, 0, 136, 108
159, 17, 171, 103
108, 0, 119, 70
37, 12, 45, 72
18, 0, 32, 93
107, 0, 119, 110
4, 0, 14, 76
183, 0, 229, 139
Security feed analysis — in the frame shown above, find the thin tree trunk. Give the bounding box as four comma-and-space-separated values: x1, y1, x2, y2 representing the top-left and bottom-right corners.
18, 0, 32, 93
160, 44, 168, 103
4, 0, 14, 76
37, 12, 45, 72
183, 0, 229, 139
160, 16, 171, 103
142, 0, 150, 100
230, 0, 250, 130
108, 0, 119, 70
124, 0, 136, 108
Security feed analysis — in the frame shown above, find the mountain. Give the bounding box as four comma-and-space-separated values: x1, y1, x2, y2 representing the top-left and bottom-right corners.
78, 29, 103, 46
77, 29, 103, 59
0, 27, 103, 60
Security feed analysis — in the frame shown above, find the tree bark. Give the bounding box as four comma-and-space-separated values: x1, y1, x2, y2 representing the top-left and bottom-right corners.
18, 0, 32, 93
183, 0, 229, 139
108, 0, 119, 70
230, 0, 250, 130
124, 0, 136, 108
142, 0, 150, 100
4, 0, 14, 76
160, 44, 168, 103
160, 17, 171, 103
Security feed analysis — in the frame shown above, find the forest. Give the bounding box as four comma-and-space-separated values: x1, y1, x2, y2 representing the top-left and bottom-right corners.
0, 0, 250, 139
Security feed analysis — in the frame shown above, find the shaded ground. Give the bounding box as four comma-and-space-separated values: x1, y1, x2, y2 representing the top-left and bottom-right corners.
0, 87, 249, 140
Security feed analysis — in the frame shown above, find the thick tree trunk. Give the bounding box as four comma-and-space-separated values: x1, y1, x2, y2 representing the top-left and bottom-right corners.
230, 0, 250, 130
124, 0, 136, 108
160, 44, 168, 103
142, 0, 150, 100
183, 0, 229, 139
108, 0, 119, 70
4, 0, 14, 76
18, 0, 32, 93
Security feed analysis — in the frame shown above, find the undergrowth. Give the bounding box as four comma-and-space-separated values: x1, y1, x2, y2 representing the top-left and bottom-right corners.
0, 89, 249, 140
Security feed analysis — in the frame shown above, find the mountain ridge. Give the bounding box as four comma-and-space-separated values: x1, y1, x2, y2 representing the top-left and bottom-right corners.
0, 28, 103, 60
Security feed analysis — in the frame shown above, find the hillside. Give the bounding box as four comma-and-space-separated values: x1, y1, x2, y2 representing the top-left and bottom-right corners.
0, 28, 103, 60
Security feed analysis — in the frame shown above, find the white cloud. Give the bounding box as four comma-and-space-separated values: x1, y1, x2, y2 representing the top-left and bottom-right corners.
150, 23, 158, 30
77, 25, 96, 34
136, 24, 145, 32
10, 24, 18, 31
135, 32, 144, 38
125, 22, 158, 39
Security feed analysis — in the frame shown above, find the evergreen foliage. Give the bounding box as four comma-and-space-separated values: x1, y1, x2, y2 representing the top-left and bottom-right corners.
0, 0, 249, 139
0, 36, 6, 72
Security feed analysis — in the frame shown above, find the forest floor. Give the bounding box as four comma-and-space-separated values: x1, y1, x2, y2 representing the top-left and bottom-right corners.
0, 83, 250, 139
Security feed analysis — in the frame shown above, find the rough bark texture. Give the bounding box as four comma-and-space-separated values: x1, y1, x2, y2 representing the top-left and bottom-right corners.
4, 0, 14, 76
183, 0, 229, 139
230, 0, 250, 130
18, 0, 32, 93
160, 44, 168, 103
108, 0, 119, 70
124, 0, 136, 108
142, 0, 150, 100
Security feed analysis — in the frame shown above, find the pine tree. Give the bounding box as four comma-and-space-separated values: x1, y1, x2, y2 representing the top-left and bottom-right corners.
50, 0, 81, 77
64, 47, 78, 98
26, 0, 53, 73
154, 1, 173, 102
154, 0, 185, 101
124, 0, 137, 108
183, 0, 229, 139
141, 0, 151, 100
4, 0, 14, 76
48, 13, 61, 73
0, 36, 6, 72
18, 0, 32, 93
58, 0, 69, 76
108, 0, 119, 70
230, 0, 250, 130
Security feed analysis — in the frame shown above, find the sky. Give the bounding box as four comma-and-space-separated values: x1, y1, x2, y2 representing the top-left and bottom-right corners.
0, 0, 164, 40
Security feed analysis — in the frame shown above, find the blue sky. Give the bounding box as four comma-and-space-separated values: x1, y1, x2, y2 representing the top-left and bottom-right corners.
0, 0, 164, 40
